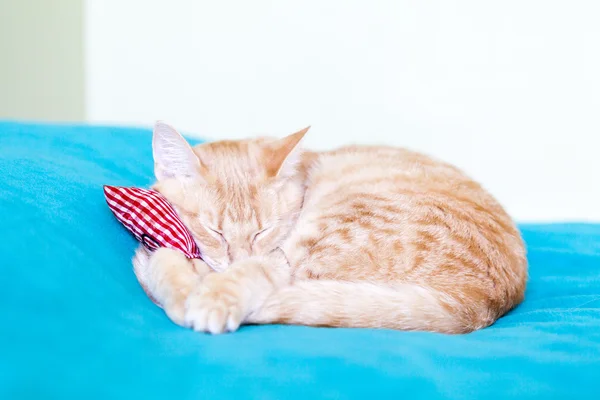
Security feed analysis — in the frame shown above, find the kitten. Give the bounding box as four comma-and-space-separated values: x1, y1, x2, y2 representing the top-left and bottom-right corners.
132, 122, 527, 334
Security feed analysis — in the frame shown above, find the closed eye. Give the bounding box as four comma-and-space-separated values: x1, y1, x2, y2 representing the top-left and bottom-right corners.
252, 227, 272, 243
205, 226, 225, 241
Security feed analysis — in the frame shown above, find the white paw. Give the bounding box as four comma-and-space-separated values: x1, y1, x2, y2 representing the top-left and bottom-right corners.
184, 273, 245, 334
164, 297, 188, 327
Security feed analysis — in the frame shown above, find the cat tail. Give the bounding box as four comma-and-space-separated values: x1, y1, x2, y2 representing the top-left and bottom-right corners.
248, 280, 494, 334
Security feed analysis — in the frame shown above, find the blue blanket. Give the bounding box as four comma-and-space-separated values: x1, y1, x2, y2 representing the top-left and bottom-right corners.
1, 121, 599, 399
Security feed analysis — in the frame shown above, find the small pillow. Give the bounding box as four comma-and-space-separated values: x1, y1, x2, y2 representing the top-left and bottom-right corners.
103, 185, 201, 259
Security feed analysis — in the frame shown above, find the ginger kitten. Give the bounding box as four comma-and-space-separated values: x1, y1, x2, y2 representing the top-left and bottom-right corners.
132, 122, 527, 334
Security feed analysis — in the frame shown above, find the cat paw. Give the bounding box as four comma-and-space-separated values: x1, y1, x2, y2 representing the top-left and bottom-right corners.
184, 273, 245, 334
142, 247, 207, 327
163, 297, 188, 327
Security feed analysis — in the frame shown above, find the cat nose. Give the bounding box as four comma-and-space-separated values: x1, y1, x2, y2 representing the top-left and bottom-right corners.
231, 246, 251, 262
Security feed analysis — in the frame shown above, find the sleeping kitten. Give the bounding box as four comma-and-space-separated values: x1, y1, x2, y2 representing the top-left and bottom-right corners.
132, 122, 527, 334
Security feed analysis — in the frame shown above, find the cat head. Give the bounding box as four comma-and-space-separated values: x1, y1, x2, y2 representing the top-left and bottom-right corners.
151, 121, 309, 272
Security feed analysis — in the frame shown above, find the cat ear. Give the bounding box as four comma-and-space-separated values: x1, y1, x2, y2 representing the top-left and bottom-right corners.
152, 121, 201, 181
265, 126, 310, 178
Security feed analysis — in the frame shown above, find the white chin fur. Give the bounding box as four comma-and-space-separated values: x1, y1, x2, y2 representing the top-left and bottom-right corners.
201, 254, 228, 273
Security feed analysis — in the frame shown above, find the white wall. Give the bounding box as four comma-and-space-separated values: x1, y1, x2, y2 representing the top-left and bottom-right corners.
85, 1, 600, 222
0, 0, 84, 121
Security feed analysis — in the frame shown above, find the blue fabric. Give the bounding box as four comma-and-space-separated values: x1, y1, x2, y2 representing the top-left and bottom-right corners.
1, 121, 599, 399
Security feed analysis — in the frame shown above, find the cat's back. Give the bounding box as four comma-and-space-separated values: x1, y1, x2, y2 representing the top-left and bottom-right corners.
291, 144, 527, 323
301, 144, 523, 253
301, 144, 483, 209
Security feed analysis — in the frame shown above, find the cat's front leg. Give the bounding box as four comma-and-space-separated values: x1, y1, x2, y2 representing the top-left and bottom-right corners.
184, 252, 290, 334
133, 246, 212, 326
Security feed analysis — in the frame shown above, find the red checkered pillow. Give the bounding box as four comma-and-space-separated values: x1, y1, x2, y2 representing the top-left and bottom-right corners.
103, 185, 201, 259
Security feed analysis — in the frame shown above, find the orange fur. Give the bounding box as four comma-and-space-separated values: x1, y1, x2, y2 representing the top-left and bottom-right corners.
133, 122, 527, 334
